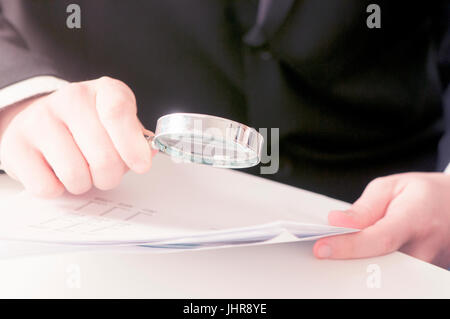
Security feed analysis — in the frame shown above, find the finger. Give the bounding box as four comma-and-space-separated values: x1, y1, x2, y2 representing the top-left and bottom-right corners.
50, 83, 127, 190
2, 136, 64, 198
328, 177, 398, 229
94, 77, 152, 173
314, 213, 410, 259
29, 115, 92, 195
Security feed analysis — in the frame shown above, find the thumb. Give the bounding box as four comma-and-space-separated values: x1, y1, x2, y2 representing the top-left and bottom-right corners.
313, 177, 409, 259
313, 214, 409, 259
328, 177, 397, 229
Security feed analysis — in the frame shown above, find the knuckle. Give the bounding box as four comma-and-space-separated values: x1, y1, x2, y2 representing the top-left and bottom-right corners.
408, 178, 434, 200
410, 177, 431, 189
96, 77, 136, 119
98, 76, 135, 99
101, 99, 131, 120
97, 76, 118, 91
51, 82, 92, 113
63, 82, 90, 99
367, 177, 386, 189
98, 75, 113, 83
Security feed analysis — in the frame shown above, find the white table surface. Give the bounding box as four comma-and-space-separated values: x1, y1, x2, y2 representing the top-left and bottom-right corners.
0, 155, 449, 298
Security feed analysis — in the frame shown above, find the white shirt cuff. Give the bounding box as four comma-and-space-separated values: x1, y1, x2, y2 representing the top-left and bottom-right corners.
445, 163, 450, 174
0, 76, 69, 109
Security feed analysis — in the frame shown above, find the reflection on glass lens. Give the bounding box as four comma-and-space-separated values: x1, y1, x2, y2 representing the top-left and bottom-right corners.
154, 133, 258, 168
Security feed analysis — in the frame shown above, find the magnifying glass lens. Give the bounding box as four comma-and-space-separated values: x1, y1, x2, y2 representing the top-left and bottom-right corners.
150, 114, 263, 168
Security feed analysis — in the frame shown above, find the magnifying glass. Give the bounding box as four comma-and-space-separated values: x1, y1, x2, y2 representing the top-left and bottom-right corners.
144, 113, 264, 168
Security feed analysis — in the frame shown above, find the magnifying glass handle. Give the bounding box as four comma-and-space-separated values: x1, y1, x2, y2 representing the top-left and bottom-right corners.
143, 133, 160, 151
143, 134, 153, 142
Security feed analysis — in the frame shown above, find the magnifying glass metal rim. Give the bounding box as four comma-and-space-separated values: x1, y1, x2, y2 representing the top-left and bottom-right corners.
145, 113, 264, 168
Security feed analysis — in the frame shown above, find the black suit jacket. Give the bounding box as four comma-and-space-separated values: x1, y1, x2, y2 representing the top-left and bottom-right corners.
0, 0, 449, 201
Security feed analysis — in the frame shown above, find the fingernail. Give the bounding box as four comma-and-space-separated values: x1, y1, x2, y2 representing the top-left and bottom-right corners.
317, 244, 332, 258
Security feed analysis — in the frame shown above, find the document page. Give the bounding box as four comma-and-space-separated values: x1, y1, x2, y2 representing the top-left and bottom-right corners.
0, 154, 358, 248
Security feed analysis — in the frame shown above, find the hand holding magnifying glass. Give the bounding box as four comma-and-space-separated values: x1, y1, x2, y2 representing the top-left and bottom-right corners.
0, 78, 263, 198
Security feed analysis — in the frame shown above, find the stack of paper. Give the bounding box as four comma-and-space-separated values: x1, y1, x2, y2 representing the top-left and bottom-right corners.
0, 154, 357, 250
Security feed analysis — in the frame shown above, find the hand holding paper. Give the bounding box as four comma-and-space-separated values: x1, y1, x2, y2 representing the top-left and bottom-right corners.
314, 173, 450, 268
